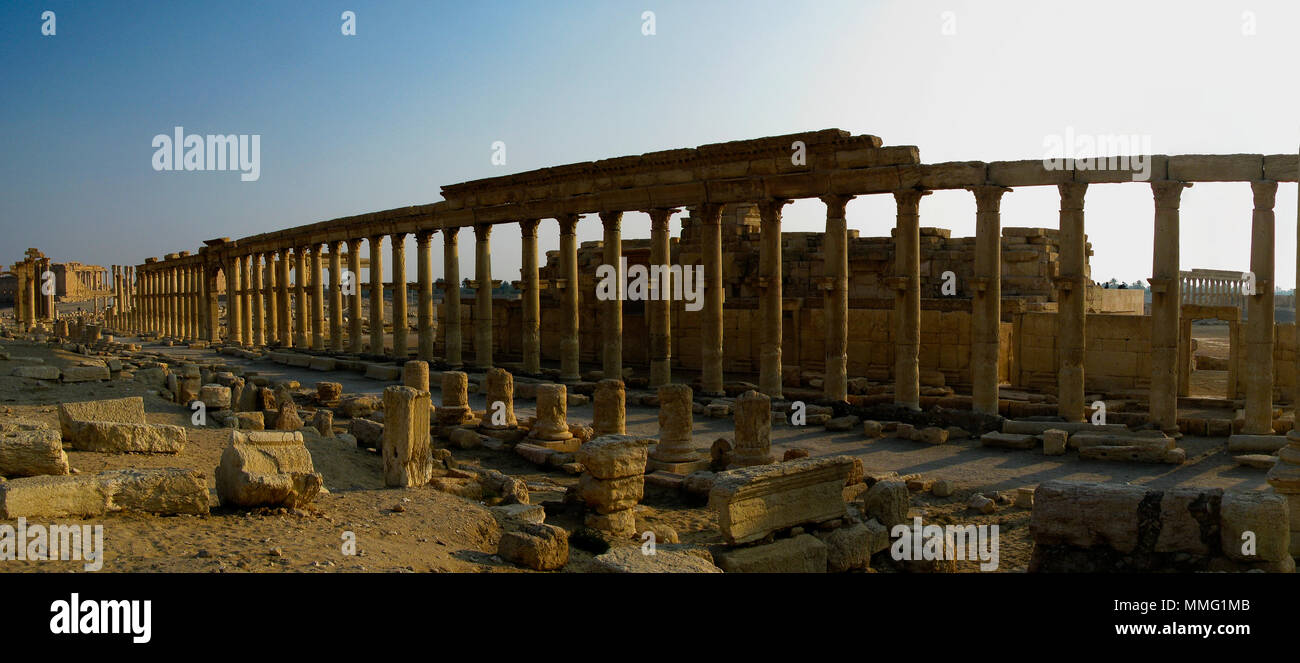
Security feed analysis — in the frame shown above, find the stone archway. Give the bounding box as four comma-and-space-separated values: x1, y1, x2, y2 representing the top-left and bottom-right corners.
1178, 304, 1240, 399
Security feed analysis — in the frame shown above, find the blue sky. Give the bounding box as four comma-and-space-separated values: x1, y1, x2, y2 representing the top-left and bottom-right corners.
3, 0, 1300, 287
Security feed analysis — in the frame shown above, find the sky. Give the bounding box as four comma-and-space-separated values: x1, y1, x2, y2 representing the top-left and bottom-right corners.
3, 0, 1299, 288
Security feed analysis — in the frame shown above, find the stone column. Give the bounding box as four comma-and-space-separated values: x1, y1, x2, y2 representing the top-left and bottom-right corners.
189, 265, 200, 340
592, 379, 626, 436
649, 383, 707, 473
481, 367, 517, 430
758, 200, 788, 398
821, 195, 853, 402
474, 223, 493, 368
205, 267, 219, 341
227, 256, 243, 346
732, 390, 773, 467
294, 247, 309, 348
390, 232, 408, 359
310, 243, 325, 351
892, 189, 929, 410
697, 204, 725, 396
557, 214, 580, 381
520, 219, 541, 375
1057, 182, 1088, 422
347, 239, 364, 353
599, 211, 623, 380
415, 231, 434, 361
163, 267, 173, 338
263, 253, 277, 345
240, 255, 253, 346
368, 235, 385, 356
1149, 181, 1191, 433
528, 384, 574, 449
250, 254, 264, 346
381, 385, 432, 488
329, 241, 344, 353
970, 185, 1010, 414
647, 209, 675, 387
1244, 180, 1278, 434
442, 227, 462, 367
277, 249, 292, 348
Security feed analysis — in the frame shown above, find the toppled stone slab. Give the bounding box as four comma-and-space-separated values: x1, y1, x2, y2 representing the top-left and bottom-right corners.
1071, 432, 1173, 450
364, 364, 402, 381
0, 426, 69, 477
980, 432, 1037, 449
592, 546, 722, 573
489, 503, 546, 527
1228, 434, 1289, 453
498, 523, 569, 570
709, 455, 853, 545
575, 435, 650, 479
67, 422, 186, 454
0, 468, 209, 518
58, 396, 147, 440
11, 366, 60, 380
61, 364, 110, 383
714, 534, 827, 573
215, 430, 323, 508
1235, 454, 1277, 469
1003, 420, 1128, 435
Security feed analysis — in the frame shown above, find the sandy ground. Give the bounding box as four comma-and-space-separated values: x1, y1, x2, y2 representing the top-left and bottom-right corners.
0, 318, 1277, 574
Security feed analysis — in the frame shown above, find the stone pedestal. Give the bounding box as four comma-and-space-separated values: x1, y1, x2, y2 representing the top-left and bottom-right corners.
731, 390, 773, 467
481, 367, 517, 430
649, 383, 708, 473
437, 371, 472, 427
381, 386, 432, 488
528, 383, 575, 450
403, 360, 429, 392
592, 379, 626, 436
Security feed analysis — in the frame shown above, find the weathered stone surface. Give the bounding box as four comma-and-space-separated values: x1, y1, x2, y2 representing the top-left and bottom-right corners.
917, 426, 949, 445
714, 534, 827, 573
1030, 481, 1148, 552
824, 415, 860, 431
311, 409, 334, 438
575, 434, 649, 480
1078, 445, 1171, 463
1235, 454, 1277, 469
235, 411, 265, 431
349, 417, 384, 448
12, 365, 60, 380
0, 427, 69, 477
69, 422, 186, 454
1227, 434, 1288, 453
275, 403, 304, 431
364, 364, 402, 381
862, 420, 883, 438
340, 395, 381, 418
816, 522, 874, 572
0, 468, 208, 518
584, 508, 637, 537
1220, 491, 1290, 562
489, 503, 546, 527
58, 396, 146, 440
577, 474, 644, 513
498, 523, 569, 570
1042, 429, 1068, 455
481, 367, 516, 430
710, 455, 853, 545
315, 382, 343, 407
449, 427, 487, 449
732, 390, 773, 466
591, 546, 723, 573
382, 386, 433, 488
403, 360, 430, 392
198, 384, 232, 409
215, 430, 322, 508
591, 379, 626, 436
1002, 420, 1127, 435
863, 480, 910, 527
528, 384, 572, 441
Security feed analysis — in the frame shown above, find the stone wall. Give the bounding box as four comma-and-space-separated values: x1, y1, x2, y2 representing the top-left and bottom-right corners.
1015, 312, 1153, 394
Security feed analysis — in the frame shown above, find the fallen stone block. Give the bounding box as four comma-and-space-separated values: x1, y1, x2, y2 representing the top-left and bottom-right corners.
0, 427, 69, 477
863, 480, 910, 527
709, 455, 853, 545
1235, 454, 1277, 469
1078, 444, 1173, 463
58, 396, 147, 440
68, 422, 185, 454
1003, 420, 1128, 435
349, 418, 384, 448
1042, 428, 1068, 455
498, 523, 569, 570
816, 522, 874, 572
575, 434, 650, 479
1228, 434, 1289, 453
11, 366, 60, 380
340, 395, 381, 418
714, 534, 827, 573
0, 468, 208, 518
61, 364, 110, 383
1220, 491, 1290, 562
489, 503, 546, 527
824, 415, 860, 431
1071, 432, 1173, 450
215, 430, 322, 508
980, 432, 1037, 449
198, 384, 232, 410
382, 386, 432, 488
364, 364, 402, 381
515, 442, 556, 465
578, 474, 644, 513
592, 546, 722, 573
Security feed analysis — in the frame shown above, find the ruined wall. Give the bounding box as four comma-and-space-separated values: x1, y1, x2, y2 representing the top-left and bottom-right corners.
1015, 311, 1153, 394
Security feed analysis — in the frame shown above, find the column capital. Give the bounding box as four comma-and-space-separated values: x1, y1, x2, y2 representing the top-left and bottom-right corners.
892, 188, 931, 213
755, 199, 791, 221
598, 210, 624, 233
819, 194, 855, 219
646, 208, 678, 232
1150, 180, 1191, 209
368, 234, 385, 246
556, 213, 579, 236
346, 237, 364, 250
1251, 179, 1278, 209
519, 218, 540, 238
690, 203, 724, 225
1057, 181, 1088, 210
474, 222, 493, 239
443, 225, 460, 241
967, 184, 1011, 211
390, 230, 408, 242
415, 229, 435, 244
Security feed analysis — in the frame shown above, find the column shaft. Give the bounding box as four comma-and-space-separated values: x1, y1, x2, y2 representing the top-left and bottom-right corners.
558, 215, 579, 381
647, 210, 673, 387
1057, 182, 1088, 422
311, 244, 325, 351
416, 231, 434, 361
520, 220, 541, 375
474, 224, 493, 368
369, 236, 385, 356
821, 195, 853, 402
1244, 180, 1278, 434
893, 190, 929, 409
599, 211, 622, 379
294, 247, 309, 349
699, 204, 725, 396
329, 242, 344, 353
390, 233, 407, 358
971, 185, 1010, 414
1149, 182, 1190, 432
347, 239, 364, 353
